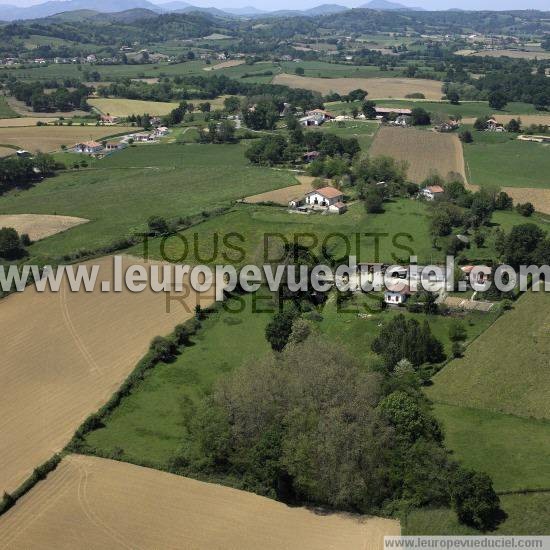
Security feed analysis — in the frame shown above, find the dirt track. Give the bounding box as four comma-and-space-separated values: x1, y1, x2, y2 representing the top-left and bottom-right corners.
0, 214, 88, 241
0, 454, 400, 549
0, 255, 214, 495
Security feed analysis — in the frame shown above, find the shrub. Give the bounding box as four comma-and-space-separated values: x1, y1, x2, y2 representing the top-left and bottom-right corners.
150, 336, 177, 362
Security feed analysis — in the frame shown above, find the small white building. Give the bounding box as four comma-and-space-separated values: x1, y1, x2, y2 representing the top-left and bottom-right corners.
73, 141, 103, 154
486, 118, 506, 132
384, 283, 411, 305
421, 185, 445, 201
305, 186, 346, 213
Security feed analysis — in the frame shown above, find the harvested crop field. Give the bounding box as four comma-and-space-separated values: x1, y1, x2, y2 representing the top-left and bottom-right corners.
0, 117, 58, 127
272, 74, 443, 100
0, 146, 15, 157
501, 187, 550, 215
0, 125, 135, 152
88, 98, 178, 116
0, 454, 400, 549
470, 49, 550, 60
370, 127, 466, 184
204, 59, 245, 71
244, 175, 315, 204
0, 214, 88, 241
0, 255, 214, 495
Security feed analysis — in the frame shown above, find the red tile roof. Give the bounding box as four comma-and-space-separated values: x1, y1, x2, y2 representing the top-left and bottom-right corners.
426, 185, 444, 193
307, 186, 343, 199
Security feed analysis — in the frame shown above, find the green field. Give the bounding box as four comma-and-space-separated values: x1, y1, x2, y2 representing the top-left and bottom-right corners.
280, 61, 405, 79
427, 290, 550, 420
83, 292, 273, 467
434, 403, 550, 492
0, 96, 19, 118
307, 120, 379, 150
326, 99, 538, 119
138, 200, 550, 268
318, 291, 498, 361
403, 492, 550, 535
7, 60, 208, 81
0, 143, 295, 257
464, 130, 550, 189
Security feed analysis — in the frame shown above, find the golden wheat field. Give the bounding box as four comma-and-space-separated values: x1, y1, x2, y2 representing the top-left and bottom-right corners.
244, 175, 316, 204
0, 146, 15, 157
370, 126, 467, 184
462, 114, 550, 126
467, 182, 550, 215
469, 49, 550, 60
204, 59, 245, 71
0, 454, 400, 550
0, 255, 214, 495
88, 98, 179, 117
0, 117, 60, 127
0, 214, 89, 241
0, 125, 136, 152
272, 74, 443, 100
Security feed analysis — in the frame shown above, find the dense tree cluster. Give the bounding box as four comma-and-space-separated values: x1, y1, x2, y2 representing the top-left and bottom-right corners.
0, 153, 57, 194
8, 81, 90, 112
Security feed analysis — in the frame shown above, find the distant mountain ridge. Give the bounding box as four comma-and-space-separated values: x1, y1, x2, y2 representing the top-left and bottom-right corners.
0, 0, 358, 21
360, 0, 425, 11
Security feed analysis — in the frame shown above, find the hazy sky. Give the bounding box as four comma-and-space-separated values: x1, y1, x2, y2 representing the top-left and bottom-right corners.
6, 0, 550, 10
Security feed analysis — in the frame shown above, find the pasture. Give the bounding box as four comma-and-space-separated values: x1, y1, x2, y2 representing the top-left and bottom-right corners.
309, 120, 379, 150
0, 255, 215, 495
136, 200, 539, 269
427, 290, 550, 420
0, 97, 19, 118
88, 97, 179, 117
403, 493, 550, 535
0, 454, 400, 549
433, 403, 550, 492
464, 131, 550, 188
0, 143, 296, 257
370, 126, 466, 184
0, 214, 88, 241
0, 125, 135, 152
272, 74, 444, 100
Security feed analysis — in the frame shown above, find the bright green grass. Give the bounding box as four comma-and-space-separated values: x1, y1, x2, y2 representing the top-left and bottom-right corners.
84, 292, 273, 466
306, 120, 379, 150
427, 290, 550, 420
280, 61, 404, 79
464, 131, 550, 189
136, 200, 438, 267
0, 97, 19, 118
137, 200, 547, 268
317, 291, 498, 362
402, 492, 550, 535
0, 143, 295, 257
10, 60, 208, 81
433, 403, 550, 492
325, 99, 537, 119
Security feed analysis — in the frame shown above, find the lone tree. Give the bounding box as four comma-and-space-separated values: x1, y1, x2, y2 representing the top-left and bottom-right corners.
0, 227, 24, 260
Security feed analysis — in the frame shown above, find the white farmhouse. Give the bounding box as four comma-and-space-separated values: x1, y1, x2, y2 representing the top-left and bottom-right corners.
304, 186, 347, 213
384, 283, 411, 305
421, 185, 445, 201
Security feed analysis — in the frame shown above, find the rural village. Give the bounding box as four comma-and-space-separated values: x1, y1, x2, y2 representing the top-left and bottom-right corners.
0, 2, 550, 548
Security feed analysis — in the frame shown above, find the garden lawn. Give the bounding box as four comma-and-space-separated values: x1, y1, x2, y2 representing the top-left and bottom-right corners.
306, 120, 379, 150
0, 143, 295, 258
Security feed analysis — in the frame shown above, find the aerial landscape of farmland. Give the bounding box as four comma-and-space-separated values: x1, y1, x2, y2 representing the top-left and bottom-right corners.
1, 0, 550, 548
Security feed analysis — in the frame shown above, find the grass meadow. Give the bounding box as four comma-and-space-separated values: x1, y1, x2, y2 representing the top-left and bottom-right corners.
434, 403, 550, 492
0, 143, 295, 257
307, 120, 379, 150
0, 96, 19, 118
464, 130, 550, 189
403, 492, 550, 535
427, 290, 550, 420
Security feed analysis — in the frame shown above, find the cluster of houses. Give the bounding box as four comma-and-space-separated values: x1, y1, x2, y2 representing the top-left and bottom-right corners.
299, 109, 336, 126
288, 185, 347, 215
71, 126, 169, 156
